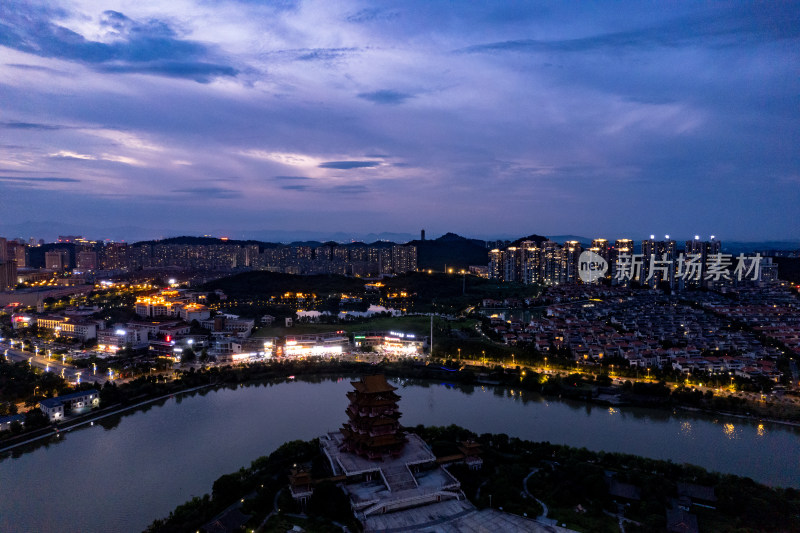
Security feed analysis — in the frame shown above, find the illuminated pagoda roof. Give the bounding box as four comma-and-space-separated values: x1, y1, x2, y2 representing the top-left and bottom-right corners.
351, 374, 398, 394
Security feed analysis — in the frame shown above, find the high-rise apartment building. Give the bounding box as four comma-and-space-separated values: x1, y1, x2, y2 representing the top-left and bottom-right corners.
519, 241, 541, 284
45, 249, 69, 271
76, 250, 98, 271
683, 237, 721, 288
641, 237, 676, 288
0, 237, 18, 291
562, 240, 583, 284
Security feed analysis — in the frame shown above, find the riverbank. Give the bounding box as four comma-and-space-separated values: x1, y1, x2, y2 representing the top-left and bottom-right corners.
3, 358, 797, 450
676, 405, 800, 428
0, 383, 213, 455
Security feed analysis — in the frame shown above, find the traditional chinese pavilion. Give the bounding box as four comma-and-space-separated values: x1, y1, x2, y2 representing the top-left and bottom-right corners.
341, 375, 405, 459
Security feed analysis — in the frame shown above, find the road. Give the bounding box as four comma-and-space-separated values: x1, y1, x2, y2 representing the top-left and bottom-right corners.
1, 342, 107, 386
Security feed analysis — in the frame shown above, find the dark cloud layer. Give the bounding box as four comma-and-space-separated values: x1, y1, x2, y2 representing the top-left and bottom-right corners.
358, 90, 414, 105
460, 5, 800, 55
0, 2, 237, 82
171, 187, 241, 199
329, 184, 368, 194
0, 176, 81, 182
318, 161, 381, 169
1, 121, 68, 130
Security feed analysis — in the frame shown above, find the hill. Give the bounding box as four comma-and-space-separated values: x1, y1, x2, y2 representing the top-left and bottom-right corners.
200, 271, 366, 297
510, 234, 550, 247
410, 233, 489, 270
773, 257, 800, 283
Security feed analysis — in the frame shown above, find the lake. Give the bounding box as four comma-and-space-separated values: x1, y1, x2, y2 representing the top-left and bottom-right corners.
0, 376, 797, 532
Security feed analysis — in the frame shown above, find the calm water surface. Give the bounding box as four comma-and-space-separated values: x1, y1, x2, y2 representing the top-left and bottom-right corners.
1, 377, 798, 533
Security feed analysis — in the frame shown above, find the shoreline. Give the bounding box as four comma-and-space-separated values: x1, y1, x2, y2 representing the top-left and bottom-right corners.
675, 404, 800, 428
0, 383, 213, 455
1, 362, 797, 455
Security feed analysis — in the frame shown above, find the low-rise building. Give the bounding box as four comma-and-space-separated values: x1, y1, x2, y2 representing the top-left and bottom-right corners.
39, 389, 100, 421
37, 316, 97, 341
0, 414, 24, 432
200, 314, 254, 338
180, 303, 210, 322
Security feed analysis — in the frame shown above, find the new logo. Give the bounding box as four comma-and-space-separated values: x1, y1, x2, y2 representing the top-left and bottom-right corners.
578, 251, 608, 283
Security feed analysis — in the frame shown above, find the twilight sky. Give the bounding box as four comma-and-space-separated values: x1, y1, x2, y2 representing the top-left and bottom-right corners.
1, 1, 798, 242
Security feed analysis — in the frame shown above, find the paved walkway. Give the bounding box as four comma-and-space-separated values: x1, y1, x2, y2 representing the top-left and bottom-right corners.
523, 468, 558, 526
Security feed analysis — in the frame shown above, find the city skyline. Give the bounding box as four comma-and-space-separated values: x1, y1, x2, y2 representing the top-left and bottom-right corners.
1, 2, 799, 240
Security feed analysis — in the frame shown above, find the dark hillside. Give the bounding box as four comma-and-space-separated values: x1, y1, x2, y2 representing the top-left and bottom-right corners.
200, 271, 366, 297
410, 233, 489, 271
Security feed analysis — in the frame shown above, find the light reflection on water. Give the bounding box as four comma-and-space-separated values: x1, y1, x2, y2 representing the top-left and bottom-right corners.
0, 377, 798, 533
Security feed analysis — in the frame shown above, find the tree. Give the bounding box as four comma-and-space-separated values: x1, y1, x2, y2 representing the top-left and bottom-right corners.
182, 347, 196, 364
308, 481, 352, 521
24, 408, 49, 429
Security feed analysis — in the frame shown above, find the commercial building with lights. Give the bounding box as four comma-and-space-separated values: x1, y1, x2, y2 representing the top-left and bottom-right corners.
283, 331, 349, 357
36, 316, 97, 341
96, 328, 146, 350
353, 331, 424, 357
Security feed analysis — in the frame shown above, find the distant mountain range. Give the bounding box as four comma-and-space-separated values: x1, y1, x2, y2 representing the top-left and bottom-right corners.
1, 221, 796, 256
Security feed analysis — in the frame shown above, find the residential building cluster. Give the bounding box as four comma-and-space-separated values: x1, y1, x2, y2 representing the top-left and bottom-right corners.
15, 240, 418, 276
488, 284, 785, 381
692, 285, 800, 357
489, 237, 778, 289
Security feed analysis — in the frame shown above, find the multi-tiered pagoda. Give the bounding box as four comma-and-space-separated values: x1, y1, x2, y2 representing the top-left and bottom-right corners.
341, 375, 405, 459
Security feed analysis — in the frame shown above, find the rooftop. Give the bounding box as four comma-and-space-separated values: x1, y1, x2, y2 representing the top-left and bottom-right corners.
322, 431, 435, 476
363, 500, 576, 532
352, 374, 398, 394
